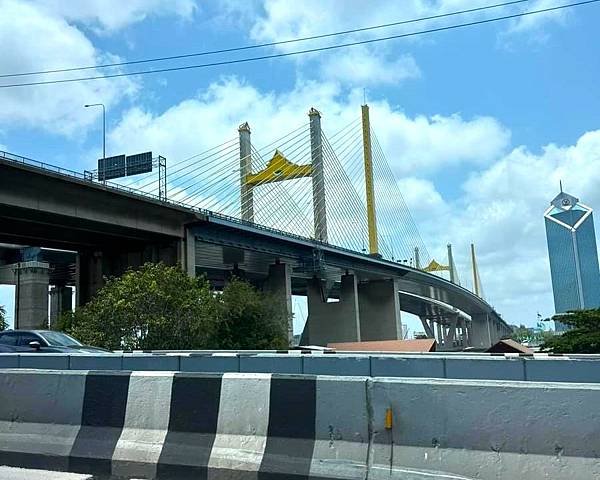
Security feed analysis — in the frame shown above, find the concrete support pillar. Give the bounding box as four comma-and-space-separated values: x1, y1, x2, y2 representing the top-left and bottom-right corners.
263, 263, 293, 345
304, 274, 360, 346
463, 320, 471, 347
13, 261, 49, 329
358, 279, 402, 341
455, 318, 466, 348
489, 319, 502, 345
76, 251, 103, 306
442, 317, 457, 349
49, 285, 73, 328
309, 108, 327, 243
179, 227, 196, 277
239, 122, 254, 223
470, 313, 493, 350
420, 316, 435, 338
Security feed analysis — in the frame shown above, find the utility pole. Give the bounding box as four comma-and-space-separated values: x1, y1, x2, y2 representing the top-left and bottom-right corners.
84, 103, 106, 183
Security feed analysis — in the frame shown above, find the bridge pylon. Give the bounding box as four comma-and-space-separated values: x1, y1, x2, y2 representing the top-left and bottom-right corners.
309, 108, 328, 243
238, 122, 253, 222
361, 104, 378, 256
237, 108, 328, 242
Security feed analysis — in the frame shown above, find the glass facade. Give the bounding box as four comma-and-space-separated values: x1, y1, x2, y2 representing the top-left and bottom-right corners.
544, 192, 600, 331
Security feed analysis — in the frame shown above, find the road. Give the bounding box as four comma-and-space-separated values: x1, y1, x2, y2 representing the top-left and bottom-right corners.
0, 467, 94, 479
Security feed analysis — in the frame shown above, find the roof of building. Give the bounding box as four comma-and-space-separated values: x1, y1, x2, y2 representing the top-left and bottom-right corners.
486, 338, 533, 355
327, 338, 437, 352
550, 191, 580, 211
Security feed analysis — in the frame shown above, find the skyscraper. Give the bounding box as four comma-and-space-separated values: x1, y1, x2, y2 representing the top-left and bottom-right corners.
544, 188, 600, 331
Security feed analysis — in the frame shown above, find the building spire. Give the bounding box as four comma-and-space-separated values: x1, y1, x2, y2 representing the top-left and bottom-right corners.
559, 180, 563, 193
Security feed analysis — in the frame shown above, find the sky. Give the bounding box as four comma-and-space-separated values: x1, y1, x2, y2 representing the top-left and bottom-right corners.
1, 0, 600, 334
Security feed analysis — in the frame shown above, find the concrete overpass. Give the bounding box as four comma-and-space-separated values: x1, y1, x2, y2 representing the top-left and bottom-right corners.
0, 152, 511, 349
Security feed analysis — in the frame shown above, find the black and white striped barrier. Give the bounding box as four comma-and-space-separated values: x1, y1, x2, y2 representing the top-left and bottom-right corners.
0, 370, 370, 479
0, 369, 598, 479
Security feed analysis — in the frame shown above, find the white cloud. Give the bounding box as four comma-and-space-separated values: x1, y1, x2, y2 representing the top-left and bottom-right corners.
503, 0, 571, 39
397, 177, 446, 218
321, 47, 421, 86
0, 0, 138, 135
248, 0, 431, 45
109, 77, 508, 175
236, 0, 576, 85
406, 130, 600, 326
31, 0, 197, 32
248, 0, 572, 45
370, 109, 511, 175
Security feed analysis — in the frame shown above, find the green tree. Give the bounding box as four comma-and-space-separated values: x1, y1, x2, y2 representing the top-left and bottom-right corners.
540, 309, 600, 353
511, 324, 531, 343
214, 278, 289, 350
58, 263, 216, 350
0, 305, 7, 331
57, 263, 289, 351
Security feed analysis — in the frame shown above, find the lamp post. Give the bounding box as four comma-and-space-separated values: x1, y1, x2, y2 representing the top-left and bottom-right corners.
84, 103, 105, 181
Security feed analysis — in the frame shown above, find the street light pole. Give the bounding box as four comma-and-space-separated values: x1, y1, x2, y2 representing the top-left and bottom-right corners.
84, 103, 106, 182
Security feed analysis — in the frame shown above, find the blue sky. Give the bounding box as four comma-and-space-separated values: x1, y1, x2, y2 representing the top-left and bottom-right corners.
1, 0, 600, 333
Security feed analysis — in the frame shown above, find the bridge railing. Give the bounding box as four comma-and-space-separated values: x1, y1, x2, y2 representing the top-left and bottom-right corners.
0, 149, 349, 254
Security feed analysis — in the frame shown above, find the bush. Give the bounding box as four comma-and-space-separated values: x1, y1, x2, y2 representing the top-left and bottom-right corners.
540, 309, 600, 353
57, 263, 289, 351
0, 305, 7, 331
215, 278, 289, 350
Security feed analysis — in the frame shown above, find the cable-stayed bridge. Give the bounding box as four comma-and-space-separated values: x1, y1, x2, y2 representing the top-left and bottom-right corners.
0, 105, 511, 350
117, 106, 430, 266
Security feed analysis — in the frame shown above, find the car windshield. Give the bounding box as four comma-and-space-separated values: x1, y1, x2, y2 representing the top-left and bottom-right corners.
39, 331, 83, 347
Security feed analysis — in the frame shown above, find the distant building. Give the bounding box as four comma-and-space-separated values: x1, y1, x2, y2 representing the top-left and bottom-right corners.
544, 189, 600, 331
401, 324, 409, 339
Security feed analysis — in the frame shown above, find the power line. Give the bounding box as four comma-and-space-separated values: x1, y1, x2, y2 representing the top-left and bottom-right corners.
0, 0, 531, 79
1, 0, 596, 89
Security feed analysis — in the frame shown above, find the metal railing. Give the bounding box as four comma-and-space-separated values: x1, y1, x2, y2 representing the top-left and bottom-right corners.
0, 149, 354, 252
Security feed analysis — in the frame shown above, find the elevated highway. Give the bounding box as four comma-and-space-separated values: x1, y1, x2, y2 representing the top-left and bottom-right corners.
0, 152, 511, 349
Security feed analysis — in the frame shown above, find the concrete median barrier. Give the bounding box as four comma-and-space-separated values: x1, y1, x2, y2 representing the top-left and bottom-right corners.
3, 353, 600, 384
368, 377, 600, 480
1, 369, 599, 479
0, 370, 372, 479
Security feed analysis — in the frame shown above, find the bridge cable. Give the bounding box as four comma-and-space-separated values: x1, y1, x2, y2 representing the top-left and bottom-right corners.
0, 0, 532, 79
3, 0, 597, 88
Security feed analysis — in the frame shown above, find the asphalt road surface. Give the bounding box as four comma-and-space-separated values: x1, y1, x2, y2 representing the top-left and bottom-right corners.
0, 465, 474, 479
0, 467, 94, 479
